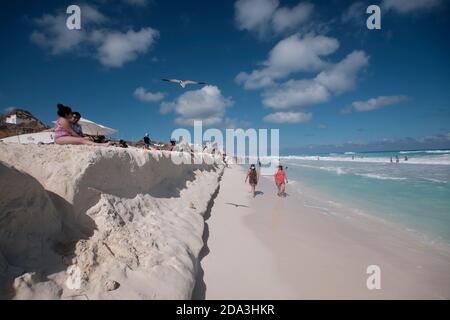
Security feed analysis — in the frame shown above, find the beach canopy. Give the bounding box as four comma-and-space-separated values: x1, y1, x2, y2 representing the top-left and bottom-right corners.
78, 118, 117, 136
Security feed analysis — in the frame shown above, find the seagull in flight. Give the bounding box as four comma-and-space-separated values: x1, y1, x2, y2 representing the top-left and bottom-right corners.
162, 79, 207, 88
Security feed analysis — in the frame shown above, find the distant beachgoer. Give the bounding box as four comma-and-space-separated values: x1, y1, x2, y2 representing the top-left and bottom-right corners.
352, 155, 354, 160
317, 156, 320, 161
245, 164, 258, 197
143, 133, 151, 149
119, 140, 128, 148
275, 165, 288, 197
54, 104, 107, 146
404, 156, 408, 161
395, 155, 399, 163
71, 112, 83, 136
390, 157, 393, 163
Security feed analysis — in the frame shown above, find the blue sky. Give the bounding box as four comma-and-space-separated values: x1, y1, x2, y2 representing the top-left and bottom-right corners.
0, 0, 449, 153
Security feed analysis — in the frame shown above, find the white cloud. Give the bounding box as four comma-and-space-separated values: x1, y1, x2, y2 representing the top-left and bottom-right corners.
272, 2, 314, 33
343, 95, 410, 113
263, 111, 312, 123
30, 6, 159, 67
263, 50, 369, 109
315, 50, 369, 94
382, 0, 441, 13
30, 4, 109, 54
235, 33, 339, 90
234, 0, 314, 38
262, 79, 329, 109
160, 85, 233, 126
235, 0, 279, 37
30, 14, 86, 54
94, 28, 159, 67
133, 87, 165, 102
341, 2, 365, 24
81, 4, 110, 24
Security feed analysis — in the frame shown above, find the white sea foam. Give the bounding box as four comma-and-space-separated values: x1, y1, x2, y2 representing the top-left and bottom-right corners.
356, 173, 408, 181
278, 154, 450, 165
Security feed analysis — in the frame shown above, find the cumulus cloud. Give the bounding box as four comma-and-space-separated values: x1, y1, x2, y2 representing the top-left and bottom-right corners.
382, 0, 441, 13
262, 79, 329, 109
263, 111, 312, 123
94, 28, 159, 67
235, 33, 339, 90
315, 50, 369, 94
160, 85, 233, 126
263, 50, 369, 109
133, 87, 166, 102
30, 5, 159, 67
234, 0, 314, 38
342, 95, 410, 113
341, 1, 365, 25
272, 2, 314, 33
31, 13, 86, 54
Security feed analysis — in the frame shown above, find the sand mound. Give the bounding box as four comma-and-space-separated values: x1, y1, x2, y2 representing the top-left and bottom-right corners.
0, 144, 222, 299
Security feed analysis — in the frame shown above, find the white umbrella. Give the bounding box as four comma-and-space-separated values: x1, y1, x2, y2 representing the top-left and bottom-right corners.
78, 118, 117, 136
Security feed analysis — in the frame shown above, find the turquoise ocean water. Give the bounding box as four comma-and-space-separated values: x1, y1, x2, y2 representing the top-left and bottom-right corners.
277, 150, 450, 246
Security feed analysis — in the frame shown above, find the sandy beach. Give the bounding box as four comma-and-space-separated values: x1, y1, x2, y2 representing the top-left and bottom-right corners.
0, 144, 223, 299
196, 164, 450, 299
1, 144, 449, 300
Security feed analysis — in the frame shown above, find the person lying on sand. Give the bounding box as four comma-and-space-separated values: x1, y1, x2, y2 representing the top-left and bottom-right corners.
275, 165, 288, 197
245, 164, 258, 197
54, 104, 109, 146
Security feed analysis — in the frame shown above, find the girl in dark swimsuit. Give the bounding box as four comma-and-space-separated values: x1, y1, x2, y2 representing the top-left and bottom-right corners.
245, 164, 258, 197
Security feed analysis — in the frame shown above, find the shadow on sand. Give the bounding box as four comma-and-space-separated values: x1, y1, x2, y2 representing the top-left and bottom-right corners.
191, 171, 223, 300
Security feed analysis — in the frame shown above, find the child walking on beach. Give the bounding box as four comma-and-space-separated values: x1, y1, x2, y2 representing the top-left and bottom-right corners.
245, 164, 258, 198
275, 165, 288, 197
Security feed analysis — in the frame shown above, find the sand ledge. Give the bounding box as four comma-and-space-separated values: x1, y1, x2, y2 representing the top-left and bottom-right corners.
0, 144, 223, 299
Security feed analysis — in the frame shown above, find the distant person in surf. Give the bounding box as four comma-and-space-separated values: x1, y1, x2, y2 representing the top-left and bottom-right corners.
245, 164, 258, 197
396, 155, 399, 163
275, 165, 288, 197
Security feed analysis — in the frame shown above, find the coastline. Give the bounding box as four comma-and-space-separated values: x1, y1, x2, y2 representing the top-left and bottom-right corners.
1, 144, 449, 299
199, 164, 450, 299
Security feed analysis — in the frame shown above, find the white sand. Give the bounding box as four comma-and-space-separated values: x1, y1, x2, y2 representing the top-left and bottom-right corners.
0, 144, 223, 299
198, 165, 450, 299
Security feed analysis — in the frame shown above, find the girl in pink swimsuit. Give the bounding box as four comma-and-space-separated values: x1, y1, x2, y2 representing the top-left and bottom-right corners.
53, 104, 108, 146
275, 165, 288, 197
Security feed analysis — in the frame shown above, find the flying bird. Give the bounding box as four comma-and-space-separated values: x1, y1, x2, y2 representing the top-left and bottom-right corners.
162, 79, 206, 88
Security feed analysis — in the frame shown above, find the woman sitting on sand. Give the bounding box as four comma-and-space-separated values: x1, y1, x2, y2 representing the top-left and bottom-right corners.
54, 104, 108, 146
274, 165, 288, 197
245, 164, 258, 197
